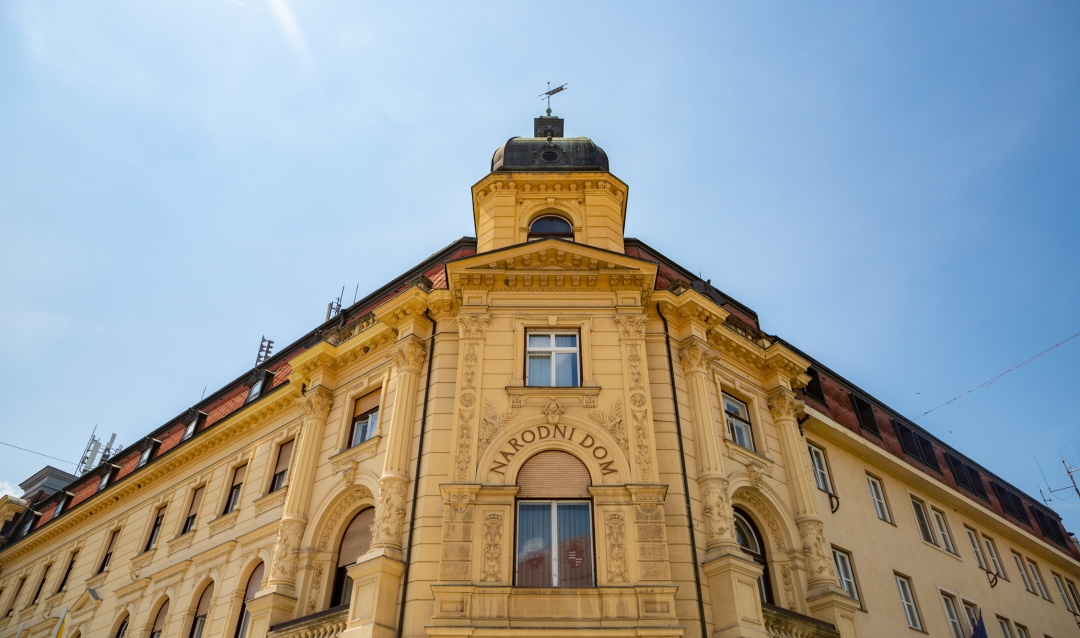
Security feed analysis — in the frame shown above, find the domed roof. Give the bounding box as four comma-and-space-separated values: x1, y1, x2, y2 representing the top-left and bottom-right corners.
490, 116, 609, 173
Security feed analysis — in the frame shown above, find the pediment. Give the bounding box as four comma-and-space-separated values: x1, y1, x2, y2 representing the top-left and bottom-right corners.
69, 587, 102, 618
447, 239, 657, 295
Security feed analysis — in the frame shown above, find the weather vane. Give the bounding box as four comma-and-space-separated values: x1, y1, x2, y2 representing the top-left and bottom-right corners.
539, 82, 567, 116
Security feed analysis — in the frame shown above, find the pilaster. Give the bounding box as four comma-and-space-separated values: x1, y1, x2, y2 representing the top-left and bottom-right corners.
451, 313, 490, 483
243, 592, 297, 638
437, 483, 480, 582
613, 314, 660, 483
338, 549, 406, 638
701, 551, 770, 638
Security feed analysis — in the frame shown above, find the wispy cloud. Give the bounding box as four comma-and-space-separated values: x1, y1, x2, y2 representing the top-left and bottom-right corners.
266, 0, 311, 62
0, 481, 19, 498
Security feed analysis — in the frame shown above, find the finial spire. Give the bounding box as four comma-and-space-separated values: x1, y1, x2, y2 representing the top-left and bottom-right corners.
540, 81, 567, 116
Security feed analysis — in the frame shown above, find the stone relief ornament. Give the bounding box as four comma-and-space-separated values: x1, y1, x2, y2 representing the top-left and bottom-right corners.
798, 519, 837, 581
589, 400, 628, 450
543, 401, 563, 425
459, 393, 476, 407
478, 400, 514, 456
461, 344, 478, 390
480, 513, 503, 582
678, 340, 716, 376
781, 565, 795, 610
318, 487, 373, 552
389, 336, 428, 374
455, 410, 474, 482
456, 313, 491, 339
614, 314, 648, 340
632, 409, 653, 481
732, 490, 785, 553
626, 344, 645, 392
701, 477, 735, 546
630, 393, 647, 408
372, 478, 408, 547
767, 388, 800, 421
269, 521, 305, 581
605, 513, 628, 582
301, 386, 334, 422
306, 564, 324, 613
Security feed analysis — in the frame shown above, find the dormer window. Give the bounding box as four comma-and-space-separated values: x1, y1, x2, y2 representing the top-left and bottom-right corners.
246, 370, 273, 404
137, 439, 160, 469
181, 411, 207, 441
528, 216, 573, 241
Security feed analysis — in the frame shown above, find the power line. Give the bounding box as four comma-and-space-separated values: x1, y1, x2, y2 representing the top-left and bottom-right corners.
914, 329, 1080, 420
0, 441, 78, 466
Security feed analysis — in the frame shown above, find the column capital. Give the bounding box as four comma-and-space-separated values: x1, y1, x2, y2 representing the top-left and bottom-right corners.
455, 312, 491, 339
767, 387, 802, 422
613, 313, 648, 340
678, 338, 716, 376
299, 385, 334, 422
387, 334, 428, 374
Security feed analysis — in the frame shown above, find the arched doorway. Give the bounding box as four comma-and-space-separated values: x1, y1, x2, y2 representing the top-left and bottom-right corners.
515, 450, 594, 587
331, 507, 375, 607
733, 508, 774, 605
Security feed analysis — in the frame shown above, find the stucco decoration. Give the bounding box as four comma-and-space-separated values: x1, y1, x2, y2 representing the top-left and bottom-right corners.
300, 386, 334, 423
456, 313, 491, 340
613, 314, 648, 340
632, 409, 652, 481
732, 489, 787, 553
477, 400, 514, 457
306, 563, 324, 613
678, 340, 716, 376
589, 400, 628, 450
372, 477, 408, 548
316, 487, 374, 552
543, 401, 563, 424
605, 512, 628, 582
798, 519, 836, 581
767, 388, 800, 422
701, 477, 735, 547
480, 513, 503, 583
389, 336, 427, 374
268, 520, 304, 581
455, 410, 474, 482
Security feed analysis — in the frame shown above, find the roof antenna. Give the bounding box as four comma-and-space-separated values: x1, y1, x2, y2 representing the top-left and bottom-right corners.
325, 285, 344, 322
540, 81, 567, 116
352, 283, 360, 305
256, 335, 275, 367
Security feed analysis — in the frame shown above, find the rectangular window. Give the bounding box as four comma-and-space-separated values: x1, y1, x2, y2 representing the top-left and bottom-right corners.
910, 497, 937, 545
1026, 560, 1049, 599
946, 453, 990, 500
224, 465, 246, 514
31, 565, 50, 604
983, 536, 1005, 578
991, 482, 1032, 526
181, 411, 205, 442
1012, 552, 1034, 592
245, 371, 272, 403
867, 475, 891, 522
892, 420, 941, 471
183, 487, 204, 534
803, 368, 827, 405
1067, 580, 1080, 612
5, 578, 25, 617
966, 527, 988, 570
849, 393, 879, 436
270, 440, 294, 492
515, 501, 593, 587
962, 601, 979, 632
145, 507, 166, 552
931, 508, 957, 554
1030, 506, 1068, 546
97, 467, 114, 492
998, 617, 1014, 638
832, 549, 858, 600
941, 593, 965, 638
99, 530, 119, 573
138, 446, 153, 468
53, 494, 68, 518
526, 332, 580, 388
723, 394, 755, 452
808, 443, 833, 494
350, 391, 381, 448
56, 552, 77, 593
1015, 624, 1030, 638
895, 574, 922, 630
1053, 573, 1075, 612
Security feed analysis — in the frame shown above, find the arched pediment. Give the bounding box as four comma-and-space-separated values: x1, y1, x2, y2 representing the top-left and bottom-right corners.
477, 414, 630, 485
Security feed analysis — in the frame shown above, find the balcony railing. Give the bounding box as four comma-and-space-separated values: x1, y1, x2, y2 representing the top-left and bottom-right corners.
268, 606, 348, 638
762, 603, 841, 638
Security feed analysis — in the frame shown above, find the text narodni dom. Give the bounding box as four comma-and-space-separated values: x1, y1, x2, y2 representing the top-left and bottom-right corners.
489, 424, 618, 477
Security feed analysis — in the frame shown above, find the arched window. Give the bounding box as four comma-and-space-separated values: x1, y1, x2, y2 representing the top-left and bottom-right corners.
528, 215, 573, 241
515, 451, 594, 587
189, 582, 214, 638
114, 615, 129, 638
733, 509, 773, 604
234, 562, 263, 638
149, 599, 170, 638
331, 507, 375, 607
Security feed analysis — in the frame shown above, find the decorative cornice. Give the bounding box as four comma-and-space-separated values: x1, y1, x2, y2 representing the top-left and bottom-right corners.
374, 287, 432, 332
657, 291, 729, 331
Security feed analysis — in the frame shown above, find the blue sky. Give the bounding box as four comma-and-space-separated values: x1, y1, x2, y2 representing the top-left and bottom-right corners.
1, 2, 1078, 535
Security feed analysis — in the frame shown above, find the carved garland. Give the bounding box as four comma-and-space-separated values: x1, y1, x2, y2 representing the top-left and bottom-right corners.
605, 513, 628, 582
479, 513, 503, 583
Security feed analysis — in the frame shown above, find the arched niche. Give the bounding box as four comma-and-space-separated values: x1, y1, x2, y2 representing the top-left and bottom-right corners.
477, 415, 631, 486
731, 486, 803, 611
299, 486, 376, 614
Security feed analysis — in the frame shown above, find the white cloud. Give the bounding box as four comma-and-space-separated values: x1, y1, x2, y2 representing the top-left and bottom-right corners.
0, 481, 20, 498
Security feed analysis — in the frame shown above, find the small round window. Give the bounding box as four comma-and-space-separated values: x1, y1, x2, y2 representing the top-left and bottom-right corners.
528, 215, 574, 241
540, 149, 560, 163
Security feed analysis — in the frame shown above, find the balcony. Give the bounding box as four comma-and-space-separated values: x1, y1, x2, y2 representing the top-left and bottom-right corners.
268, 606, 348, 638
763, 603, 840, 638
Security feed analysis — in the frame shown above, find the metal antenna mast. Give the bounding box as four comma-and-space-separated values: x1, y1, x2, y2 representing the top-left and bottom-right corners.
539, 82, 567, 116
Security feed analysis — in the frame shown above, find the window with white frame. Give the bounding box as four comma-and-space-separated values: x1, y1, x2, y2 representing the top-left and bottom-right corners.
722, 393, 755, 452
997, 617, 1014, 638
1025, 559, 1049, 600
832, 549, 858, 601
983, 535, 1005, 578
526, 331, 580, 388
1067, 578, 1080, 612
1012, 552, 1034, 592
931, 507, 957, 554
808, 443, 833, 494
966, 527, 988, 570
910, 497, 937, 545
349, 390, 381, 448
962, 601, 979, 633
895, 574, 922, 630
867, 475, 891, 522
1014, 623, 1030, 638
940, 592, 965, 638
1052, 573, 1075, 612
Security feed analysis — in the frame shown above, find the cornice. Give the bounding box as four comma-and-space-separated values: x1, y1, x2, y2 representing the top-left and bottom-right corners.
471, 172, 629, 229
0, 386, 301, 568
656, 290, 729, 332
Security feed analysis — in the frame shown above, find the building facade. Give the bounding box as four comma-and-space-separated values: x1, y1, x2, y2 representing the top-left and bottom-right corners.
1, 116, 1078, 638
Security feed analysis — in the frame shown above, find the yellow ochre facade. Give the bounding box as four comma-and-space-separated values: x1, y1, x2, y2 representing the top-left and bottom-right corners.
1, 116, 1078, 638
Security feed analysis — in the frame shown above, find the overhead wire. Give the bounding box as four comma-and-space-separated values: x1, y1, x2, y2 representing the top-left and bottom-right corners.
0, 441, 78, 465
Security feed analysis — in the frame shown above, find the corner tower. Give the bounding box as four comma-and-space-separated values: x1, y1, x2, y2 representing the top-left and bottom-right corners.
472, 115, 628, 254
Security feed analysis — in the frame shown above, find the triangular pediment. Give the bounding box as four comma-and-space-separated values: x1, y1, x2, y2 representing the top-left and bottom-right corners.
69, 587, 102, 618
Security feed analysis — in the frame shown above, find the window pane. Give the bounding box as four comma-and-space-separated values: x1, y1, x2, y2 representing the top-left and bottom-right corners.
942, 595, 964, 638
528, 355, 552, 387
553, 353, 578, 387
517, 503, 552, 586
556, 502, 593, 587
554, 334, 577, 348
724, 396, 749, 419
528, 334, 551, 348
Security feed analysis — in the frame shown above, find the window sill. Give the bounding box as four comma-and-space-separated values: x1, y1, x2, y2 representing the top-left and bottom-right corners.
506, 385, 601, 409
85, 570, 108, 589
722, 438, 774, 468
167, 530, 197, 555
255, 487, 288, 515
208, 510, 240, 536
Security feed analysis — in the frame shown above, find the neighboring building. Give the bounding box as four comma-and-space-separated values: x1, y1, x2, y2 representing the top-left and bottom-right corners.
1, 115, 1078, 638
